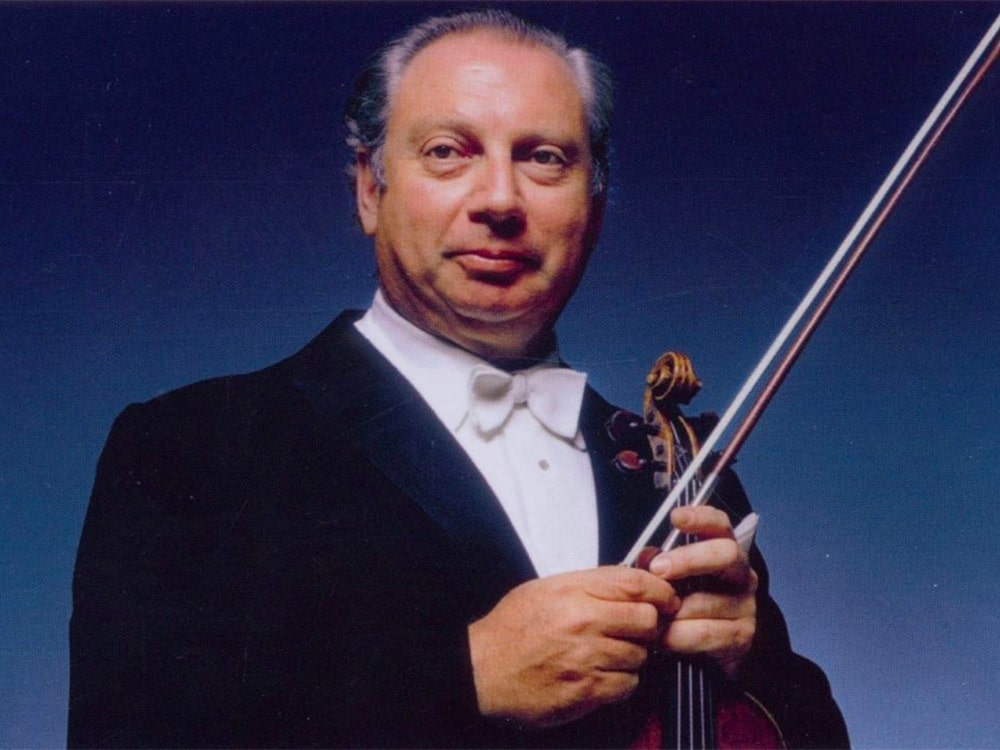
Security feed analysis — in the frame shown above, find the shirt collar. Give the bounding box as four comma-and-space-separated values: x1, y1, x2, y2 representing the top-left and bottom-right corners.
354, 291, 579, 435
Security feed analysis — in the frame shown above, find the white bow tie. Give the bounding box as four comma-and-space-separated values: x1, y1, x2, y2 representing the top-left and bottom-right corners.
467, 364, 587, 439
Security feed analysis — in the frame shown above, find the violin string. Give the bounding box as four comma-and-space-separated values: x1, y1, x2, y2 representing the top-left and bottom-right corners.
622, 10, 1000, 566
667, 418, 711, 749
674, 661, 682, 749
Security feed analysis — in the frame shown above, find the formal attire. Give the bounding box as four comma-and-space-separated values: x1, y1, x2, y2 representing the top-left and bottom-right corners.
354, 291, 598, 578
68, 310, 848, 748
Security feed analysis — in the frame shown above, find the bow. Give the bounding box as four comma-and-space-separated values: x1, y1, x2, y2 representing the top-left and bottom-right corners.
467, 364, 587, 440
623, 11, 1000, 565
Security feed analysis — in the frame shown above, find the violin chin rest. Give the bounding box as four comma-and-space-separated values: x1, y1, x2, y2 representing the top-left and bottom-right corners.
734, 512, 759, 554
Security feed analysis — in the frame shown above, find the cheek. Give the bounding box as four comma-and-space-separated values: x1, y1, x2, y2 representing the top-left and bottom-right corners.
377, 190, 443, 265
396, 180, 465, 232
539, 200, 593, 256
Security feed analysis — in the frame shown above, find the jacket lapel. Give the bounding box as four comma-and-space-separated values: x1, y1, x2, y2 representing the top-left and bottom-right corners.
280, 311, 656, 575
579, 389, 662, 566
281, 312, 538, 583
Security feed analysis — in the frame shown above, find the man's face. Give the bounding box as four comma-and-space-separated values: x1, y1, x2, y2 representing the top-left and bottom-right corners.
356, 31, 601, 359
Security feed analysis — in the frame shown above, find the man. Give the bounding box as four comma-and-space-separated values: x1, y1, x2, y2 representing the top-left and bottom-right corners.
69, 10, 847, 748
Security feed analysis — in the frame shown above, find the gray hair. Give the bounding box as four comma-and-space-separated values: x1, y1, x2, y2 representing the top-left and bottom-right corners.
344, 9, 613, 196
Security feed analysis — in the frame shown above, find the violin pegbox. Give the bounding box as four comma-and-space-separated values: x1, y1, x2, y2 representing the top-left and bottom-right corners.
643, 351, 703, 492
606, 351, 703, 491
606, 409, 661, 477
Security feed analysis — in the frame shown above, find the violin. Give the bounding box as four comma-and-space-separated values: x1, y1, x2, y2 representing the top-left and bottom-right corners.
611, 15, 1000, 746
611, 352, 784, 749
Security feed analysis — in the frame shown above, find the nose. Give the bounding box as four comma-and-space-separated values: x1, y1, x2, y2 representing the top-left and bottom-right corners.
468, 158, 526, 239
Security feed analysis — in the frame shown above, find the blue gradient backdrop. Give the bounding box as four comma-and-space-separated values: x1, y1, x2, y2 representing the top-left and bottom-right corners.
3, 3, 999, 747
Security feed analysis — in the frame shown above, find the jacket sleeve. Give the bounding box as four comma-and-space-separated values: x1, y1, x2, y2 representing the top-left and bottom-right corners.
711, 454, 850, 749
68, 394, 488, 748
68, 402, 230, 747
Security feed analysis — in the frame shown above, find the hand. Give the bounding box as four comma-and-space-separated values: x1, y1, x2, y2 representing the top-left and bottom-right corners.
645, 506, 758, 679
468, 566, 680, 728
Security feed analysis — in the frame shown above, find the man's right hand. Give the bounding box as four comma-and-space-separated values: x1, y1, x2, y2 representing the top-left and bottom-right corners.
467, 566, 680, 728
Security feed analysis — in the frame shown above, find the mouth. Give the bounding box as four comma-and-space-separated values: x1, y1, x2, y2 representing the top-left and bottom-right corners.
444, 248, 542, 279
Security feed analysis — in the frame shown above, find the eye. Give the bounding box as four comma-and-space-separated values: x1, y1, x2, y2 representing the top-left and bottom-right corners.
428, 144, 459, 159
420, 139, 472, 176
423, 138, 470, 160
530, 149, 567, 166
517, 145, 576, 183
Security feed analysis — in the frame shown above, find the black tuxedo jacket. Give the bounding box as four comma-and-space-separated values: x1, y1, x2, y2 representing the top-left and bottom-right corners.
69, 312, 847, 748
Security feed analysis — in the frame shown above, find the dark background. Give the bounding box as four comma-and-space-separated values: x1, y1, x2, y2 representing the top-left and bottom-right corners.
3, 2, 999, 746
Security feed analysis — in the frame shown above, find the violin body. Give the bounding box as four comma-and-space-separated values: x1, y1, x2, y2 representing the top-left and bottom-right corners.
716, 688, 785, 750
629, 680, 785, 749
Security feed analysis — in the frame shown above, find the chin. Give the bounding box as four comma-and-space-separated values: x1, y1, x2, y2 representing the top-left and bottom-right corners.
456, 301, 558, 344
453, 283, 560, 319
451, 296, 543, 327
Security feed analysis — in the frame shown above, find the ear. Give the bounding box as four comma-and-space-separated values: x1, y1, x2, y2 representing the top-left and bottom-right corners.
355, 151, 380, 236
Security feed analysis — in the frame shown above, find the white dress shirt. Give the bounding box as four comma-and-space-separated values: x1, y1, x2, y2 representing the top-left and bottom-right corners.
355, 291, 598, 577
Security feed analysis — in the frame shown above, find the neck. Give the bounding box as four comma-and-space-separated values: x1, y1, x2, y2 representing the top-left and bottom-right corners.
485, 334, 558, 372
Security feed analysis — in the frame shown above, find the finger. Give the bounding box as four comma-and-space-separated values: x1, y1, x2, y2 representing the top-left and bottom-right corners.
583, 566, 680, 615
587, 669, 641, 705
594, 636, 651, 672
673, 588, 757, 622
669, 505, 734, 539
649, 538, 750, 584
597, 600, 665, 641
661, 617, 756, 663
528, 670, 641, 729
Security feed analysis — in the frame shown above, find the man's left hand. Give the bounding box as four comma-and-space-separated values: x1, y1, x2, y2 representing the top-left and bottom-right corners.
645, 506, 758, 679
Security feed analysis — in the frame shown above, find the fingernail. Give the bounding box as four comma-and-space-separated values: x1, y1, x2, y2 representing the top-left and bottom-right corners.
649, 557, 671, 576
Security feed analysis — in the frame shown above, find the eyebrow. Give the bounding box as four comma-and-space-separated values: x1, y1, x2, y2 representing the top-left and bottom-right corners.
404, 118, 476, 142
404, 117, 587, 153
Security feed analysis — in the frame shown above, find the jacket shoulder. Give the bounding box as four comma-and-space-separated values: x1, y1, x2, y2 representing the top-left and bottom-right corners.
115, 309, 367, 435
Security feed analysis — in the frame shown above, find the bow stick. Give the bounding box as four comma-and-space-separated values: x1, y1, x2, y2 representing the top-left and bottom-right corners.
622, 12, 1000, 567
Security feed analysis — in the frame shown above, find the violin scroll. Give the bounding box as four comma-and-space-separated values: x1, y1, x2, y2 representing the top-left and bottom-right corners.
644, 351, 702, 414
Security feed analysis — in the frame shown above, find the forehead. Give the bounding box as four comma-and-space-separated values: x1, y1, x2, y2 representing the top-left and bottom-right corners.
389, 30, 587, 134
